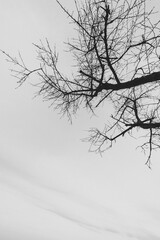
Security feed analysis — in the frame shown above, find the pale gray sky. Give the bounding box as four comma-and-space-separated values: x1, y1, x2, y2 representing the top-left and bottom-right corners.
0, 1, 160, 239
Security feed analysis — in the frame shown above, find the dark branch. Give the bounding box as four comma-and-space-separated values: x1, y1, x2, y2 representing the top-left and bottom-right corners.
2, 0, 160, 166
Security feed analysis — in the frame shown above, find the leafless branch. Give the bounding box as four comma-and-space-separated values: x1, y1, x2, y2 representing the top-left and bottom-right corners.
2, 0, 160, 166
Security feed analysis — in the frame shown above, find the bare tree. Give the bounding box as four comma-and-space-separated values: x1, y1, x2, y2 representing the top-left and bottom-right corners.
3, 0, 160, 166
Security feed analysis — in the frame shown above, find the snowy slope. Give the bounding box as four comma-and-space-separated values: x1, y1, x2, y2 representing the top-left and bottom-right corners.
0, 154, 160, 240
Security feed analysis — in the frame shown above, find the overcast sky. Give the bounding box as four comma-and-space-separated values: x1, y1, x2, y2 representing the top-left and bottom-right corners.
0, 0, 160, 239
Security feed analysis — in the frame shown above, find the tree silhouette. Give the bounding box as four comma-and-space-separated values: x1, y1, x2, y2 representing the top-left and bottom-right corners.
3, 0, 160, 166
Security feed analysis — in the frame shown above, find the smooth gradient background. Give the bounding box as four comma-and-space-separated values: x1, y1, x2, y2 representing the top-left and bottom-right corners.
0, 0, 160, 239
